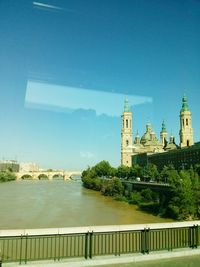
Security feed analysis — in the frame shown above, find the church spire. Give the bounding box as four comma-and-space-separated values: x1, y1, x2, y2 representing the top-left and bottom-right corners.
124, 97, 131, 112
160, 120, 168, 147
134, 130, 140, 144
181, 94, 190, 112
161, 120, 167, 133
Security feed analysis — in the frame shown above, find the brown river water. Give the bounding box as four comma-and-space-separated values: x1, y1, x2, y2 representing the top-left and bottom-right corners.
0, 180, 172, 229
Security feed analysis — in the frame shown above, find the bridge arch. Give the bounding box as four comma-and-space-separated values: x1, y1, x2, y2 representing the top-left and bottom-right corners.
51, 173, 64, 180
21, 174, 34, 180
38, 174, 49, 180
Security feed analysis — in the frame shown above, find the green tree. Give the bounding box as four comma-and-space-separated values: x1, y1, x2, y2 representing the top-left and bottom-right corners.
128, 191, 142, 204
194, 164, 200, 177
109, 167, 117, 177
0, 171, 16, 182
142, 164, 159, 181
82, 167, 97, 179
160, 166, 179, 184
129, 165, 142, 179
140, 188, 153, 202
116, 165, 130, 179
93, 161, 112, 177
168, 170, 195, 220
101, 178, 124, 196
194, 184, 200, 218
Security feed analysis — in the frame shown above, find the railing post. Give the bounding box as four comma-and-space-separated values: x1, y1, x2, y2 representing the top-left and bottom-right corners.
188, 227, 191, 248
54, 235, 57, 261
192, 225, 195, 249
141, 228, 150, 254
84, 232, 89, 259
195, 224, 199, 248
192, 225, 195, 248
189, 225, 196, 249
58, 234, 61, 261
141, 229, 145, 254
118, 231, 121, 256
114, 232, 118, 256
191, 224, 199, 249
89, 231, 93, 259
145, 228, 150, 254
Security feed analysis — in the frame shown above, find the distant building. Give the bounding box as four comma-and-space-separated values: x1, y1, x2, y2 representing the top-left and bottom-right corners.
121, 95, 195, 168
132, 142, 200, 170
19, 162, 39, 172
0, 160, 20, 172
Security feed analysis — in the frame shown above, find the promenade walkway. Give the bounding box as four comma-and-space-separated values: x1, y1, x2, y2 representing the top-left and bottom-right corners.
3, 247, 200, 266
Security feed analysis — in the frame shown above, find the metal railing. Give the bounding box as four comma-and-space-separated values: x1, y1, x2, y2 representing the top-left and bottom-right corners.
0, 221, 199, 264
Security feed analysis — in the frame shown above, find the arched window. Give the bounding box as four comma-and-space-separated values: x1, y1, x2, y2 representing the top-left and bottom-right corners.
126, 119, 128, 128
126, 140, 129, 146
187, 140, 189, 146
186, 118, 188, 126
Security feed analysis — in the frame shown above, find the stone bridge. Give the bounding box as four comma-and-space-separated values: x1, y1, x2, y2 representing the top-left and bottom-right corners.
15, 171, 82, 181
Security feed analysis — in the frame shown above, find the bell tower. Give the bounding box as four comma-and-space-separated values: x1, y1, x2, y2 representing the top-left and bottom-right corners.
121, 98, 133, 167
179, 95, 194, 148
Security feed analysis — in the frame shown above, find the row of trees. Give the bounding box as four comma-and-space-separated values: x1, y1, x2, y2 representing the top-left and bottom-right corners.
82, 160, 200, 182
81, 160, 157, 180
81, 161, 200, 220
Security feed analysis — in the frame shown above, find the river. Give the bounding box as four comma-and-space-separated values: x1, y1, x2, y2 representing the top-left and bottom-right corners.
0, 180, 172, 229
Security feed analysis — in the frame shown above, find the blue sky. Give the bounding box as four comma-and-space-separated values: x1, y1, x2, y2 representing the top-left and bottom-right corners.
0, 0, 200, 170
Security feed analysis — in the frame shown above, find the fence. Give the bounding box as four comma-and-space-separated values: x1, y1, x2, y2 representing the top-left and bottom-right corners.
0, 221, 199, 264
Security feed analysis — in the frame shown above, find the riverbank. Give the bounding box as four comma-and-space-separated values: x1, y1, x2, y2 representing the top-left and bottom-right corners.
82, 175, 169, 219
81, 161, 200, 221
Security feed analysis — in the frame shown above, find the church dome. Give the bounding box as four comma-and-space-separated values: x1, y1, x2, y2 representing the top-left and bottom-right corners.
141, 132, 151, 144
140, 122, 152, 144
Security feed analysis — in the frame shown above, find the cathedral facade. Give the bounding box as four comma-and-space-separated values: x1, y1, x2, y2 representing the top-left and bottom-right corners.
121, 95, 194, 167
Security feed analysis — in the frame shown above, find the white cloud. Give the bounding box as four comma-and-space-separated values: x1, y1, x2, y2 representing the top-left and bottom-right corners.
33, 2, 63, 11
80, 151, 95, 159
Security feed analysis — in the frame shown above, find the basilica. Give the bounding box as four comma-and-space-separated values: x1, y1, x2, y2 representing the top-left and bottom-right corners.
121, 95, 194, 167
